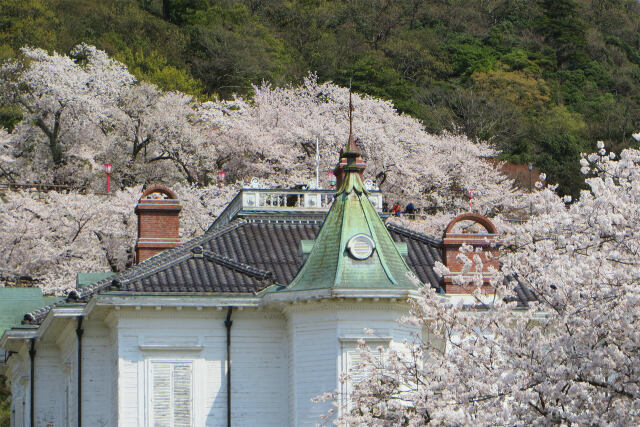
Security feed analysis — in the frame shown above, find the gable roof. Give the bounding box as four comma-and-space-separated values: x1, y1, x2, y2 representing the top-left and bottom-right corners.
23, 217, 447, 324
21, 206, 537, 325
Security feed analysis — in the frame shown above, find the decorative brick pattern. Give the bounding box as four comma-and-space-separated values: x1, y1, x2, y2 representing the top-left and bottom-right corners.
442, 213, 501, 294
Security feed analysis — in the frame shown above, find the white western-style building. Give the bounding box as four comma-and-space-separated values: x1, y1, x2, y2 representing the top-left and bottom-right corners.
0, 143, 531, 426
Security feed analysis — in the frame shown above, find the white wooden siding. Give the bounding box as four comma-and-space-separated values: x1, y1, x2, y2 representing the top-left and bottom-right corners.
115, 308, 288, 427
5, 300, 415, 427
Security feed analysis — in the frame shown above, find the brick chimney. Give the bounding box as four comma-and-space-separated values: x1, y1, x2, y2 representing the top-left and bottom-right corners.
442, 213, 501, 294
135, 185, 182, 264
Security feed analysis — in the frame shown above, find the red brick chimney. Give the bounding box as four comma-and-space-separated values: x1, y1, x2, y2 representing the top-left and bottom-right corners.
135, 185, 182, 264
442, 213, 501, 294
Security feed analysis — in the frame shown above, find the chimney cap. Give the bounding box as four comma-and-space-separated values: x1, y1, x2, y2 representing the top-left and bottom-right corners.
140, 185, 179, 201
443, 212, 498, 237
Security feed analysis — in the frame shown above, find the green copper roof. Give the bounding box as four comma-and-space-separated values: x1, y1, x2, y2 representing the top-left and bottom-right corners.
284, 171, 421, 292
76, 272, 115, 288
0, 288, 62, 336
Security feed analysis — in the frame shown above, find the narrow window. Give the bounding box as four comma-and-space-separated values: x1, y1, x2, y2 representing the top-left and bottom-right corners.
150, 361, 193, 427
341, 343, 369, 412
340, 339, 391, 413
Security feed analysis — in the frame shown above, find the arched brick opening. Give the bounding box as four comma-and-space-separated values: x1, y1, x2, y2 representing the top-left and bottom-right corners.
443, 212, 498, 236
140, 185, 179, 200
442, 213, 500, 294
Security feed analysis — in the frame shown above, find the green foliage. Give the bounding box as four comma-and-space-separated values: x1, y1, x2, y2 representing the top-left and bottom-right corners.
0, 106, 23, 132
0, 375, 8, 426
337, 55, 416, 113
1, 0, 640, 196
115, 47, 204, 95
538, 0, 589, 68
0, 0, 58, 60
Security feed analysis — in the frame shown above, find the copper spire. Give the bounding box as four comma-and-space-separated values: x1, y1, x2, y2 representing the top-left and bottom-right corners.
334, 84, 365, 188
344, 84, 360, 155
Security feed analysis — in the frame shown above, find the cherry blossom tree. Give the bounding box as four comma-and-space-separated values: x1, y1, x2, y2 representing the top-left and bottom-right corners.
0, 45, 210, 188
2, 46, 520, 221
1, 45, 526, 292
0, 188, 138, 294
325, 145, 640, 425
0, 44, 135, 184
0, 183, 239, 294
200, 75, 525, 232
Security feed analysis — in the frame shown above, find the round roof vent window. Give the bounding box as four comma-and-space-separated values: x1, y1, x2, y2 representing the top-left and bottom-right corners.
347, 234, 375, 260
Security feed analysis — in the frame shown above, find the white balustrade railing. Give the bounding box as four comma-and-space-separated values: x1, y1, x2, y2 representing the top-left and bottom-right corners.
210, 188, 384, 229
241, 189, 382, 211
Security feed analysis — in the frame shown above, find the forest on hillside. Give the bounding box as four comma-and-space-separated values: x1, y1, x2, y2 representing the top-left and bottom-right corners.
2, 0, 640, 195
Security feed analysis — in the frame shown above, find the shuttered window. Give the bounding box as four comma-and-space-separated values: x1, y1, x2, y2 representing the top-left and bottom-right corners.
150, 361, 193, 427
344, 346, 367, 390
341, 343, 369, 412
340, 339, 390, 413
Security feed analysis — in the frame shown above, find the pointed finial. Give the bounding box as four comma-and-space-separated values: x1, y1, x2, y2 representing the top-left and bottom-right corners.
333, 82, 366, 189
349, 80, 353, 142
345, 81, 359, 155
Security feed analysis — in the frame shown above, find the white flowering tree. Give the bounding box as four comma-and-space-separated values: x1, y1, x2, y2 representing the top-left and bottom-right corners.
0, 45, 216, 188
0, 44, 136, 184
0, 188, 139, 294
201, 75, 525, 232
2, 46, 520, 216
0, 45, 525, 292
0, 183, 239, 294
326, 145, 640, 425
110, 84, 215, 186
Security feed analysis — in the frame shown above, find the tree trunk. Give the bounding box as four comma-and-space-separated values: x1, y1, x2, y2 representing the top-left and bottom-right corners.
163, 0, 171, 20
35, 109, 63, 166
94, 231, 120, 273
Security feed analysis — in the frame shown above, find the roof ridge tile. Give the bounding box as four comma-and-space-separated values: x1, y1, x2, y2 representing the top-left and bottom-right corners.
386, 223, 443, 246
201, 249, 273, 281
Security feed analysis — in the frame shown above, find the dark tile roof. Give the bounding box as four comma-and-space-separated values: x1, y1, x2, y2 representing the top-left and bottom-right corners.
386, 224, 444, 288
23, 217, 535, 325
505, 275, 539, 307
203, 220, 322, 285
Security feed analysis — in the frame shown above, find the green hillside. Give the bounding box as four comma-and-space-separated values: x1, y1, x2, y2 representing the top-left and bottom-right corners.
2, 0, 640, 195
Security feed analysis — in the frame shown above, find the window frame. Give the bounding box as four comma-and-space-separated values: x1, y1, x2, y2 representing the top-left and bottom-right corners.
145, 359, 195, 427
339, 337, 391, 413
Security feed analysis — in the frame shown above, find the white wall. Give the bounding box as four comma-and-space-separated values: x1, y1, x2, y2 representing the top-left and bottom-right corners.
7, 349, 29, 427
286, 300, 415, 426
5, 298, 414, 427
33, 343, 65, 426
113, 307, 288, 427
227, 309, 288, 426
287, 305, 338, 426
5, 317, 117, 427
82, 319, 115, 426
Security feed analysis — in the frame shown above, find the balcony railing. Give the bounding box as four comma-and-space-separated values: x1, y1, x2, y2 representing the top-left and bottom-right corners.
211, 188, 383, 229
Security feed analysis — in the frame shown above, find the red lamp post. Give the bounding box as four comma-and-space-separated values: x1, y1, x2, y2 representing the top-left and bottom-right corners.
104, 163, 112, 193
218, 170, 226, 188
